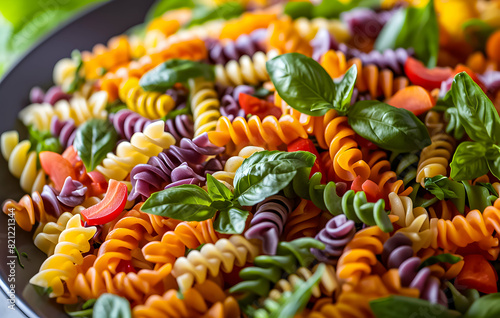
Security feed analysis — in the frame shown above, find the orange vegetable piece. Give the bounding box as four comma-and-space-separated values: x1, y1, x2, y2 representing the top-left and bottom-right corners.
39, 151, 76, 191
386, 86, 435, 116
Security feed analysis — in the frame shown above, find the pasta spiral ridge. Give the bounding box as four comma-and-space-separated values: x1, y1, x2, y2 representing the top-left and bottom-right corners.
219, 85, 253, 121
34, 212, 74, 256
416, 133, 456, 187
284, 199, 322, 241
206, 28, 267, 65
229, 237, 324, 300
50, 117, 76, 149
96, 120, 176, 181
29, 214, 97, 300
142, 219, 222, 268
208, 114, 309, 150
172, 235, 260, 292
1, 131, 47, 193
129, 132, 224, 200
19, 91, 108, 131
245, 195, 294, 255
311, 214, 356, 265
214, 50, 277, 86
189, 78, 222, 137
211, 146, 264, 189
133, 280, 241, 318
119, 77, 175, 120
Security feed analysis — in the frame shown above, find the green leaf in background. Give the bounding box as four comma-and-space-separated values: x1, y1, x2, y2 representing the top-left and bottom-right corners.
73, 118, 118, 172
311, 0, 381, 19
463, 19, 497, 52
424, 175, 460, 200
140, 59, 214, 92
348, 100, 431, 153
375, 0, 439, 68
141, 185, 217, 221
92, 294, 131, 318
28, 126, 61, 155
370, 295, 460, 318
214, 207, 249, 234
450, 141, 489, 181
187, 2, 244, 28
145, 0, 195, 22
464, 293, 500, 318
266, 53, 335, 116
451, 72, 500, 145
418, 253, 462, 270
234, 150, 316, 206
284, 2, 314, 20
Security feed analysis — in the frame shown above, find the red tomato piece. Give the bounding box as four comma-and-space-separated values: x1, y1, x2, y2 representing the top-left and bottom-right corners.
404, 57, 453, 90
81, 179, 128, 225
116, 259, 136, 274
456, 254, 498, 294
288, 138, 325, 182
239, 93, 282, 119
61, 145, 80, 166
452, 65, 487, 92
39, 151, 76, 191
387, 86, 436, 116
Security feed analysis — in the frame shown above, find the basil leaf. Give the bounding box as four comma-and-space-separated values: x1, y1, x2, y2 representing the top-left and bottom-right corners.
348, 100, 431, 152
187, 2, 244, 28
92, 294, 131, 318
140, 59, 215, 92
370, 295, 460, 318
463, 19, 496, 52
332, 65, 357, 115
375, 0, 439, 68
450, 141, 489, 181
214, 207, 249, 234
418, 253, 462, 270
32, 285, 52, 296
28, 126, 61, 155
206, 174, 233, 202
266, 53, 334, 116
462, 181, 493, 212
451, 72, 500, 144
234, 151, 316, 206
67, 50, 85, 94
486, 145, 500, 180
424, 175, 459, 200
284, 1, 313, 20
145, 0, 194, 22
311, 0, 380, 19
162, 106, 191, 120
141, 185, 217, 221
477, 182, 499, 197
73, 119, 118, 172
464, 293, 500, 318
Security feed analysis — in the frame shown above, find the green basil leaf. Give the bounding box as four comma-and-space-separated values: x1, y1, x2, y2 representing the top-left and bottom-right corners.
214, 207, 249, 234
424, 175, 459, 200
487, 145, 500, 180
32, 285, 52, 296
464, 293, 500, 318
28, 126, 62, 155
145, 0, 195, 22
311, 0, 380, 19
462, 181, 492, 212
162, 106, 191, 120
73, 119, 118, 172
187, 2, 244, 28
463, 19, 497, 52
332, 64, 357, 115
477, 182, 499, 197
92, 294, 131, 318
370, 295, 460, 318
375, 0, 439, 68
348, 100, 431, 152
266, 53, 334, 116
451, 72, 500, 144
234, 151, 316, 206
450, 141, 489, 181
206, 174, 233, 202
141, 185, 216, 221
284, 1, 313, 20
140, 59, 215, 92
418, 253, 462, 270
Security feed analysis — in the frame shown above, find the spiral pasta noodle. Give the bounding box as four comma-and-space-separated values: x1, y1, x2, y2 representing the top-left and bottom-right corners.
215, 50, 277, 86
118, 77, 175, 119
96, 120, 176, 181
268, 18, 312, 56
82, 35, 131, 80
34, 212, 74, 256
211, 146, 264, 188
416, 133, 456, 187
283, 199, 321, 241
172, 235, 260, 292
1, 131, 47, 194
189, 78, 222, 137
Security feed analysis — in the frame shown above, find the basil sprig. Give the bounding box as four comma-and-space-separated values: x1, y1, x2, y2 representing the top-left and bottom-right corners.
284, 0, 380, 20
449, 72, 500, 180
141, 151, 315, 234
92, 294, 131, 318
463, 293, 500, 318
267, 53, 431, 153
375, 0, 439, 68
418, 253, 462, 270
370, 295, 460, 318
28, 126, 61, 156
140, 59, 214, 92
73, 119, 118, 172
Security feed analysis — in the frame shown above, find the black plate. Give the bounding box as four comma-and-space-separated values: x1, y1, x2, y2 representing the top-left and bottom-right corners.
0, 0, 154, 316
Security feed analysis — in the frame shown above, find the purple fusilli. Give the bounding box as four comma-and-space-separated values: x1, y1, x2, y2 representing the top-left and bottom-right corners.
206, 29, 267, 65
50, 117, 76, 149
40, 177, 87, 217
311, 214, 355, 264
244, 195, 294, 255
219, 85, 255, 121
30, 86, 71, 105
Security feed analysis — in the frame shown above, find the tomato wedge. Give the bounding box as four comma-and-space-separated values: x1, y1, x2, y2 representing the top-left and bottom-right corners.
62, 145, 80, 166
288, 138, 325, 182
351, 176, 383, 203
39, 151, 76, 191
239, 93, 282, 119
456, 254, 498, 294
404, 57, 452, 91
387, 86, 436, 116
81, 179, 127, 225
